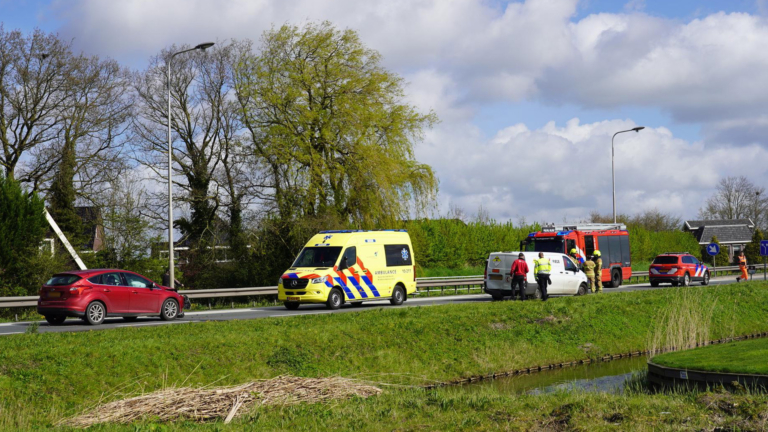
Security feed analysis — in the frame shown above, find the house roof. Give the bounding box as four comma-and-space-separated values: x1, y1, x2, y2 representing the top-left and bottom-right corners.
685, 219, 755, 245
685, 219, 754, 230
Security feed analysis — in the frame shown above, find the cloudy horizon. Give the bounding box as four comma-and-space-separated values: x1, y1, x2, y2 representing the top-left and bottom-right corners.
4, 0, 768, 225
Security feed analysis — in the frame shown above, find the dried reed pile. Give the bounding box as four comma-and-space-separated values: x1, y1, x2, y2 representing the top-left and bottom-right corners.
60, 375, 382, 428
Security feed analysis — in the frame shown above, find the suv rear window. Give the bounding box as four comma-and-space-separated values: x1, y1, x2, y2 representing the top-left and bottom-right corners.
45, 274, 82, 286
653, 256, 679, 265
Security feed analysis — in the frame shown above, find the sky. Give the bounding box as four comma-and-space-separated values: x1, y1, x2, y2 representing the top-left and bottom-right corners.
3, 0, 768, 225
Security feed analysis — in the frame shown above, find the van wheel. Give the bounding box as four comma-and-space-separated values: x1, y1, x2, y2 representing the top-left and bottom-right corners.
491, 293, 504, 301
607, 269, 622, 288
577, 283, 587, 296
390, 286, 405, 306
326, 288, 343, 310
44, 315, 66, 325
284, 301, 300, 310
533, 286, 543, 300
702, 271, 710, 286
160, 299, 179, 321
85, 301, 106, 325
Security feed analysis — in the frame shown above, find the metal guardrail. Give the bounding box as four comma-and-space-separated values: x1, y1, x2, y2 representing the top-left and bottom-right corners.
0, 267, 752, 309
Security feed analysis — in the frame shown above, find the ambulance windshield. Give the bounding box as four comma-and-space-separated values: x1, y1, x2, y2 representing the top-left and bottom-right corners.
292, 247, 343, 268
531, 237, 564, 253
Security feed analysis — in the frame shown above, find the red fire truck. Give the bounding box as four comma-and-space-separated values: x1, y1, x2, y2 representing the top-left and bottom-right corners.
520, 223, 632, 288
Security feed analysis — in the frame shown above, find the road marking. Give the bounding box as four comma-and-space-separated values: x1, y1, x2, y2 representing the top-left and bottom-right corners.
116, 321, 187, 328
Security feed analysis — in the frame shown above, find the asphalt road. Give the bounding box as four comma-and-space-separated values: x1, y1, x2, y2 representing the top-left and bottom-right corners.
0, 276, 744, 336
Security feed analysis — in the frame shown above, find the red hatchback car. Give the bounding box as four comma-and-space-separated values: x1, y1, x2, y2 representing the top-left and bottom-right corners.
37, 269, 186, 325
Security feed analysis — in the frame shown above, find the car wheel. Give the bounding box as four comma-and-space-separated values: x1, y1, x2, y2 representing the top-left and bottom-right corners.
577, 283, 587, 296
533, 286, 543, 300
160, 299, 179, 321
284, 301, 300, 310
682, 273, 690, 287
85, 301, 106, 325
491, 293, 504, 301
44, 315, 66, 325
650, 281, 660, 287
390, 285, 405, 306
326, 288, 343, 310
701, 271, 710, 286
122, 316, 138, 322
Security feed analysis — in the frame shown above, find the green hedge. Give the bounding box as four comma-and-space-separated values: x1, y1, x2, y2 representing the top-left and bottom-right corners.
404, 220, 701, 271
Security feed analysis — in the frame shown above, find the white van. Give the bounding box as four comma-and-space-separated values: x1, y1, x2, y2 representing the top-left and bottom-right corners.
484, 251, 588, 300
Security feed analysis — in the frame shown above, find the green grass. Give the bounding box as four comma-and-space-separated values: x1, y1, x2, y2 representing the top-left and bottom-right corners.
2, 282, 768, 430
652, 337, 768, 375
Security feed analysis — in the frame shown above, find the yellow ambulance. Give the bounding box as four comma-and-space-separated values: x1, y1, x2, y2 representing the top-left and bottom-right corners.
278, 230, 417, 310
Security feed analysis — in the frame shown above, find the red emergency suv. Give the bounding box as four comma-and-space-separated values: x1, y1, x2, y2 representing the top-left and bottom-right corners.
648, 253, 710, 287
37, 269, 187, 325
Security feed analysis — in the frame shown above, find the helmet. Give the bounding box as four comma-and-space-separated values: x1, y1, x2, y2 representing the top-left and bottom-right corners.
570, 248, 577, 255
593, 250, 601, 257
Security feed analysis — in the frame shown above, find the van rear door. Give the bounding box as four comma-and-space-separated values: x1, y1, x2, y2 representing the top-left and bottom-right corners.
486, 254, 507, 290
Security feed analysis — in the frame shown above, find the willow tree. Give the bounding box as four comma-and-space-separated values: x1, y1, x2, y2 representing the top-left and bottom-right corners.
234, 22, 438, 227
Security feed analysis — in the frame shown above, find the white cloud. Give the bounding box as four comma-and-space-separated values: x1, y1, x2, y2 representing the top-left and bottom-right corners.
42, 0, 768, 220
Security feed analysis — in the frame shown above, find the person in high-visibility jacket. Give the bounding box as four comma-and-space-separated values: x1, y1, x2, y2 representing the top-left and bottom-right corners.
583, 255, 596, 293
569, 248, 582, 265
533, 252, 551, 301
737, 251, 748, 282
593, 250, 603, 293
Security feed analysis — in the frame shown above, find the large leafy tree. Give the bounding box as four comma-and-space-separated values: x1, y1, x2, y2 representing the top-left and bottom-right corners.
0, 174, 47, 295
234, 22, 438, 226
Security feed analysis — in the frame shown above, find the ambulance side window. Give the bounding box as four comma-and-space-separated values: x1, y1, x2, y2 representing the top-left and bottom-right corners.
384, 245, 413, 266
340, 247, 356, 270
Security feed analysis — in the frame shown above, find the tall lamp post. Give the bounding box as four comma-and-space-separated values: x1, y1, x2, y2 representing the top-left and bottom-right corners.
612, 126, 645, 224
167, 42, 214, 289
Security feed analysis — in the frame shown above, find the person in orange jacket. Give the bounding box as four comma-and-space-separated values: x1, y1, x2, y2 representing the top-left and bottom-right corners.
737, 251, 748, 282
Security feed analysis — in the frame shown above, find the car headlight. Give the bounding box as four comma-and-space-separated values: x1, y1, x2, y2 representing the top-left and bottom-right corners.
311, 276, 327, 284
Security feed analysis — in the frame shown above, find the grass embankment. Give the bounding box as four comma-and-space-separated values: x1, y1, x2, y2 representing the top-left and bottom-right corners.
653, 337, 768, 375
2, 283, 768, 430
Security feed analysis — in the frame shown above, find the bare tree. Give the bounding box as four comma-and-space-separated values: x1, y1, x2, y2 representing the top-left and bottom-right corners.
133, 43, 240, 246
698, 176, 768, 228
0, 26, 71, 184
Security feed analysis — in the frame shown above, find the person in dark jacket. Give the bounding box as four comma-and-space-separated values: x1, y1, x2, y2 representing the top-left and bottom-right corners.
510, 253, 529, 300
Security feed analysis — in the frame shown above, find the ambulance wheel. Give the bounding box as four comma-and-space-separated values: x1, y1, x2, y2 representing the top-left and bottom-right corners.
284, 301, 300, 310
577, 283, 587, 296
702, 271, 710, 286
390, 285, 405, 306
326, 289, 343, 310
650, 281, 659, 287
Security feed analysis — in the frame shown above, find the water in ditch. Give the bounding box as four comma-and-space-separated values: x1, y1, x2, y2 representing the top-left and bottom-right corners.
453, 355, 648, 395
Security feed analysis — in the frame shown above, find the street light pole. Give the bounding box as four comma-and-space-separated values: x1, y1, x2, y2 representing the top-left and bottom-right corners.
167, 42, 214, 289
612, 126, 645, 224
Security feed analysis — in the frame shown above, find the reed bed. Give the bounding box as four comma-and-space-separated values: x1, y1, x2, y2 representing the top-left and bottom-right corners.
59, 375, 382, 428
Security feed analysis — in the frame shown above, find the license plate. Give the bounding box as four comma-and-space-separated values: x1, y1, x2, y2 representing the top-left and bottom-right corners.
287, 296, 300, 301
48, 291, 60, 298
489, 274, 503, 280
